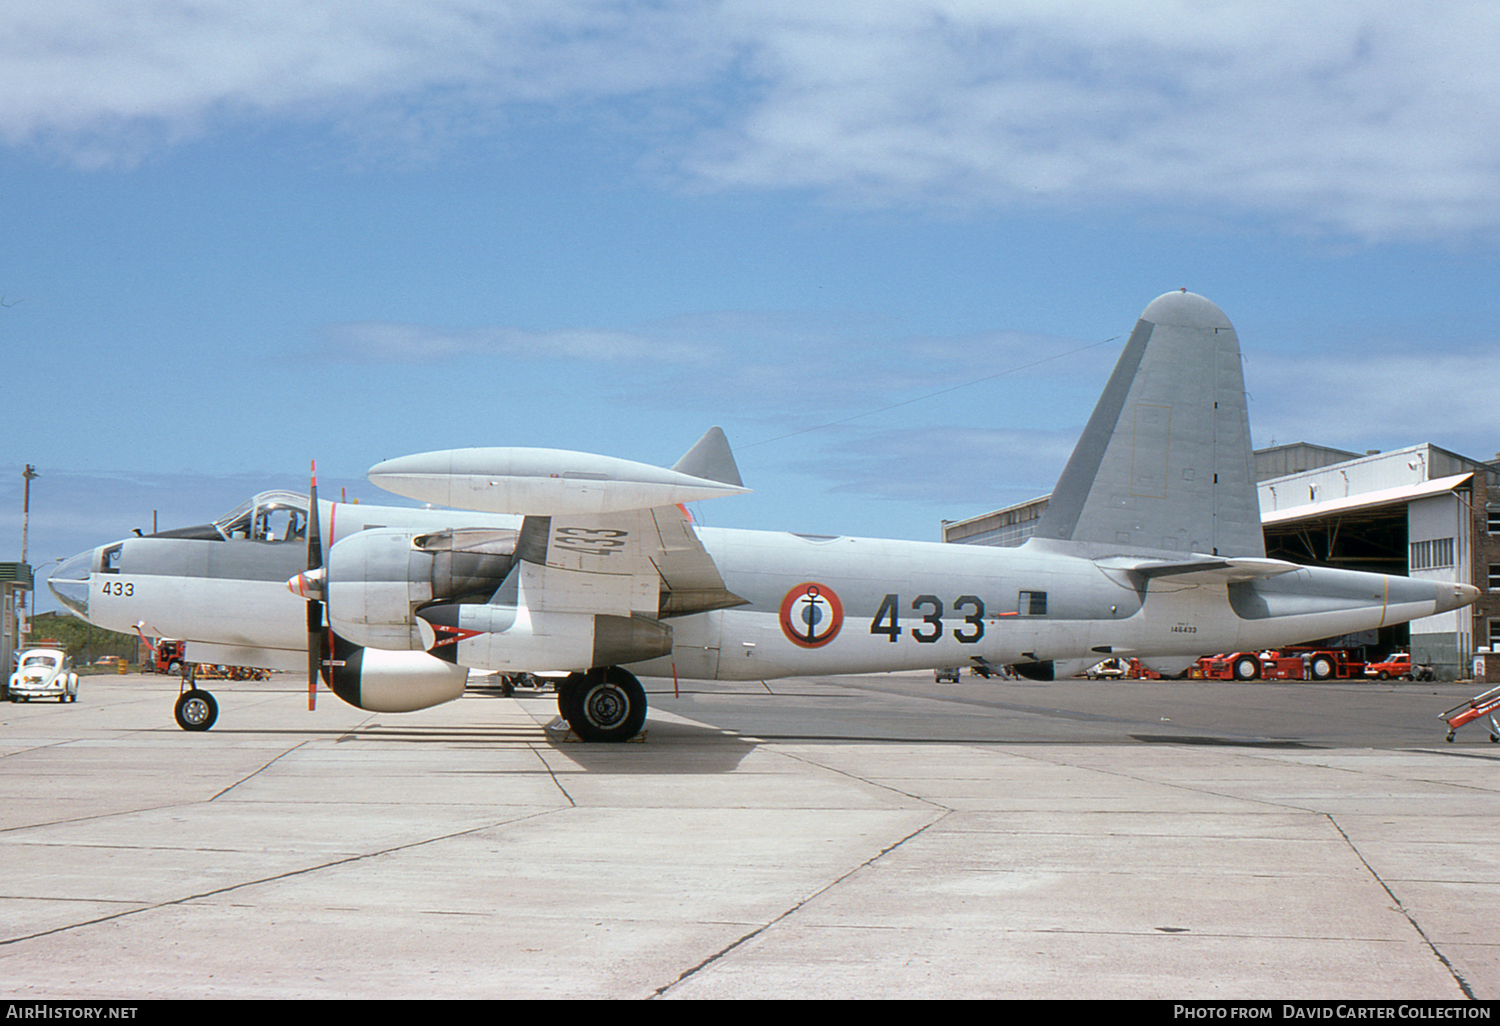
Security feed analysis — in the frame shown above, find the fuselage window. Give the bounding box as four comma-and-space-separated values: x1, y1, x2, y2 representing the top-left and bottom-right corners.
1020, 590, 1047, 616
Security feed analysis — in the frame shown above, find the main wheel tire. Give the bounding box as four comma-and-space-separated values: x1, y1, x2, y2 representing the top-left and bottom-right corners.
1309, 656, 1334, 680
174, 689, 218, 731
564, 667, 647, 743
1233, 656, 1260, 681
557, 679, 578, 721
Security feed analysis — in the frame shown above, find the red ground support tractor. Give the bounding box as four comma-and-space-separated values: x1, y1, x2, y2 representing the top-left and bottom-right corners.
1196, 649, 1365, 681
151, 640, 186, 674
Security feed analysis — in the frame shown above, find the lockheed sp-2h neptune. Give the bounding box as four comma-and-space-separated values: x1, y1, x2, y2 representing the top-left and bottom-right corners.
49, 291, 1479, 738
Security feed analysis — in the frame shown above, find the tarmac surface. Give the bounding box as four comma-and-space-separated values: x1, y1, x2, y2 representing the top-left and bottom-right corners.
1, 670, 1496, 1000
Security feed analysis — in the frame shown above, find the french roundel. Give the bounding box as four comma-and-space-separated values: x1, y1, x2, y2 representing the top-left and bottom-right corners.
779, 582, 844, 649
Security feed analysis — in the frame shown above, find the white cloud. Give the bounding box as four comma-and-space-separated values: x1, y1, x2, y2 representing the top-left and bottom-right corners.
1246, 348, 1500, 457
692, 1, 1500, 240
6, 1, 1500, 239
0, 1, 710, 162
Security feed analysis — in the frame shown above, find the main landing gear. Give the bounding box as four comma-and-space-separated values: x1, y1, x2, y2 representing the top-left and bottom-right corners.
162, 661, 646, 740
555, 666, 647, 743
173, 664, 218, 731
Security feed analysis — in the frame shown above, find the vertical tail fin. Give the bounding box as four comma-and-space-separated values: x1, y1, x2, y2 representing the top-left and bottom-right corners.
673, 426, 744, 488
1034, 290, 1263, 558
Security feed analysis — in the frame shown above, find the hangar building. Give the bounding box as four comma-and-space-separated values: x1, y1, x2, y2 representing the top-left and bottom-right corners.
942, 442, 1500, 679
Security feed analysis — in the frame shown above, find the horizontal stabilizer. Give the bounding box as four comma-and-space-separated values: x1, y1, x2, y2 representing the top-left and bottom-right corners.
1098, 555, 1302, 585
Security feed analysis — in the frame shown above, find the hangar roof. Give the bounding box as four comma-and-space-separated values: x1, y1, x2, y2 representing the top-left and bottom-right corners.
1260, 473, 1473, 527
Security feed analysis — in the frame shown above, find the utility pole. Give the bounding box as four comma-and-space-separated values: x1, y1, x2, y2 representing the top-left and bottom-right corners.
21, 465, 37, 564
20, 465, 36, 641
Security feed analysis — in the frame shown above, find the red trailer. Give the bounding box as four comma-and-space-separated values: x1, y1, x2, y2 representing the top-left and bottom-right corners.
1195, 649, 1365, 681
1286, 648, 1367, 680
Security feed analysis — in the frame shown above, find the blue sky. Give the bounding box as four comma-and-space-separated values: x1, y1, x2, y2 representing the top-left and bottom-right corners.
5, 1, 1500, 611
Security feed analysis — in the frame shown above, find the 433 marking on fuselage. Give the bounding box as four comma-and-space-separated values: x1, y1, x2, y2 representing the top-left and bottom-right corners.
870, 594, 986, 644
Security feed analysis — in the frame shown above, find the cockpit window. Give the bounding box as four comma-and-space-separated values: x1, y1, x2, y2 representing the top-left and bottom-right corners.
102, 543, 124, 574
212, 491, 310, 542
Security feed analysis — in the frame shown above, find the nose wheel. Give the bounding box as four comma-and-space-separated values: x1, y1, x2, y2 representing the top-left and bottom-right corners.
174, 689, 218, 731
173, 665, 218, 731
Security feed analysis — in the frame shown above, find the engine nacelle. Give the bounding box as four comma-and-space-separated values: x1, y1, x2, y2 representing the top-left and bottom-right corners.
417, 603, 673, 672
326, 643, 469, 712
326, 527, 516, 650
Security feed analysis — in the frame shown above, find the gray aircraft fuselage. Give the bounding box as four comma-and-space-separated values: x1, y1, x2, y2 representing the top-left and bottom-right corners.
53, 503, 1472, 684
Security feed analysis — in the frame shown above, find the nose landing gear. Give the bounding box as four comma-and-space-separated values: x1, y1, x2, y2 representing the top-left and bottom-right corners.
173, 664, 218, 731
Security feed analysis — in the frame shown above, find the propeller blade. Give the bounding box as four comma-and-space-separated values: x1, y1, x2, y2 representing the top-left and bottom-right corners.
308, 460, 324, 573
307, 460, 323, 711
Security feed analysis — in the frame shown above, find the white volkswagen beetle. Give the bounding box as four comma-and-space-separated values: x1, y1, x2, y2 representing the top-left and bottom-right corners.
9, 649, 79, 703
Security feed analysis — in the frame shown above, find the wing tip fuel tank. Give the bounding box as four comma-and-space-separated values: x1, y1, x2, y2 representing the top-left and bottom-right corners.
368, 436, 750, 515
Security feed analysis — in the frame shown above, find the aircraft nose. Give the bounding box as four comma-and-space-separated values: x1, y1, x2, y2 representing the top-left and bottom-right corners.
48, 548, 95, 619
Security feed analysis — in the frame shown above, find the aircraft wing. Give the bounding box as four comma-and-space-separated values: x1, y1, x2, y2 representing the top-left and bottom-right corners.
649, 505, 750, 616
526, 504, 747, 619
370, 427, 749, 618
